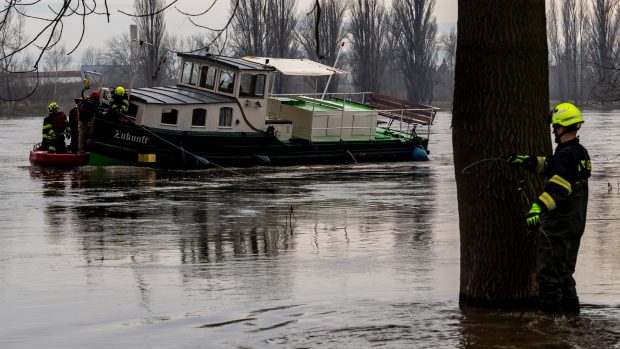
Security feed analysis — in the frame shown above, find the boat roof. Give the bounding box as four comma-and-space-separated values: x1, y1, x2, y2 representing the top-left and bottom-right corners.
177, 53, 276, 72
129, 86, 237, 105
242, 56, 344, 76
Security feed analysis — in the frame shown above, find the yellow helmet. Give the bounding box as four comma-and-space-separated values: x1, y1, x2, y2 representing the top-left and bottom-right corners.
550, 102, 584, 127
114, 86, 125, 96
48, 102, 59, 112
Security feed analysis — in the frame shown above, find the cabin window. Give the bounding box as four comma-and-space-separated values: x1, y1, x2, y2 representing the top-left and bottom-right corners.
200, 66, 216, 89
218, 70, 236, 94
219, 107, 233, 127
161, 108, 178, 125
181, 62, 196, 85
189, 64, 199, 85
192, 108, 207, 126
240, 73, 266, 98
255, 74, 266, 96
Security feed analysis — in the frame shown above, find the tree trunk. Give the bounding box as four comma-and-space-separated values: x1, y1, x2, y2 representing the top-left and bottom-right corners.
453, 0, 551, 308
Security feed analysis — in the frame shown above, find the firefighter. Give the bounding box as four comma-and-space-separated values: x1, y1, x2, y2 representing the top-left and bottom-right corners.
110, 86, 129, 113
78, 90, 101, 152
41, 102, 71, 154
509, 102, 591, 316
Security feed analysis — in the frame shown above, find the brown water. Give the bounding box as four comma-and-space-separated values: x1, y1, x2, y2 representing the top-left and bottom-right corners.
1, 112, 619, 348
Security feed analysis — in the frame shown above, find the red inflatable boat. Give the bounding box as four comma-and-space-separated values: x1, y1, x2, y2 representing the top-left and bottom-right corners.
29, 146, 90, 167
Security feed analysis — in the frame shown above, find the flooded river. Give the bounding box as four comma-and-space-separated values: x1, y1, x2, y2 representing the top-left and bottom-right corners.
1, 112, 619, 348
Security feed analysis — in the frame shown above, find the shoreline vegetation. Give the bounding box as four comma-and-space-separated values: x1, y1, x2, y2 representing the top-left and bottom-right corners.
1, 81, 84, 118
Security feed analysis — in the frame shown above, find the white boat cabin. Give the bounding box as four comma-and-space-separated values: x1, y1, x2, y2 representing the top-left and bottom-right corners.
126, 54, 276, 134
124, 54, 387, 143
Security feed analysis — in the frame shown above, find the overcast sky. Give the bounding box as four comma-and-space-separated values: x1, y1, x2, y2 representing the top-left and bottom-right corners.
28, 0, 458, 61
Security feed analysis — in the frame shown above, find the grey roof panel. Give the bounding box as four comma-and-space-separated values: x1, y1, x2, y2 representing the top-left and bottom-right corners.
176, 53, 275, 71
129, 86, 237, 105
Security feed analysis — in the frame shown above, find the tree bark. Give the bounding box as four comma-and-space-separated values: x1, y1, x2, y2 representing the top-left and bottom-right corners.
453, 0, 551, 308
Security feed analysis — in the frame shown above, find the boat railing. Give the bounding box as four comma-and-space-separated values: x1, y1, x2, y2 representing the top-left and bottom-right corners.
273, 91, 372, 101
271, 91, 436, 138
271, 91, 437, 126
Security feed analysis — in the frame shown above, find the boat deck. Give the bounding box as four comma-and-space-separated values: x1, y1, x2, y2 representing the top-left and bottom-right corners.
291, 127, 413, 143
274, 96, 375, 112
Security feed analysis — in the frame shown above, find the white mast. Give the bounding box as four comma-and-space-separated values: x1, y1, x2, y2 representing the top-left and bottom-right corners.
321, 41, 345, 99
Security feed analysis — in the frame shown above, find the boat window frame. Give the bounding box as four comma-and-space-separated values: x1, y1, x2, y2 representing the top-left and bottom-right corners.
239, 73, 266, 98
217, 69, 236, 95
181, 62, 198, 86
218, 107, 233, 128
199, 65, 217, 90
160, 108, 179, 126
191, 108, 207, 127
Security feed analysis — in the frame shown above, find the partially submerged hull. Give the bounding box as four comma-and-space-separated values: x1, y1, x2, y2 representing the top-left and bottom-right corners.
81, 54, 435, 169
88, 117, 428, 169
29, 150, 90, 167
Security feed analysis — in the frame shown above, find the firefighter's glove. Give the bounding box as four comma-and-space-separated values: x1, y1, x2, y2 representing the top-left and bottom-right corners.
509, 155, 533, 168
526, 203, 542, 229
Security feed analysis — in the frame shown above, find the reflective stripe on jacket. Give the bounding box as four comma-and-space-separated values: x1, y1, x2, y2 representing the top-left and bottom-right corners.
537, 138, 591, 212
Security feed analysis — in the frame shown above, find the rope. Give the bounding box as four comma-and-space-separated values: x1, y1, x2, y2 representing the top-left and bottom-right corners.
460, 157, 508, 174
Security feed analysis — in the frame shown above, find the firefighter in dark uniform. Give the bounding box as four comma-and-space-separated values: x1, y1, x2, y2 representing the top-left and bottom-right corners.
510, 102, 591, 316
110, 86, 129, 113
41, 102, 71, 153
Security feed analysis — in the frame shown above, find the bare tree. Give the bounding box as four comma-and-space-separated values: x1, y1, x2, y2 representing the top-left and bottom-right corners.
587, 0, 620, 102
44, 37, 72, 73
101, 33, 133, 87
134, 0, 170, 87
0, 6, 29, 110
437, 27, 457, 101
0, 1, 244, 100
296, 0, 349, 93
576, 0, 591, 103
297, 0, 349, 62
264, 0, 299, 58
189, 31, 231, 56
549, 0, 590, 103
453, 0, 549, 308
548, 0, 566, 101
390, 0, 438, 103
563, 0, 579, 101
81, 47, 105, 66
349, 0, 389, 92
44, 32, 73, 100
230, 0, 267, 56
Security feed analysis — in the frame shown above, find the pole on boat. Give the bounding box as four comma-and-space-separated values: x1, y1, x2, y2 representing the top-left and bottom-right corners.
127, 25, 152, 99
127, 25, 139, 99
321, 41, 345, 100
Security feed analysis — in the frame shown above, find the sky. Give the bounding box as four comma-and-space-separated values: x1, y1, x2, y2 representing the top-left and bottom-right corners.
24, 0, 458, 63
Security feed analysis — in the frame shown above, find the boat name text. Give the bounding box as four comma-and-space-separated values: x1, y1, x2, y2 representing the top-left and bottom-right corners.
114, 130, 149, 144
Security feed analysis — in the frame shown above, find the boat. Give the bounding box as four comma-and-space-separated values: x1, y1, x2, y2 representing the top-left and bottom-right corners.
29, 144, 90, 167
85, 54, 438, 169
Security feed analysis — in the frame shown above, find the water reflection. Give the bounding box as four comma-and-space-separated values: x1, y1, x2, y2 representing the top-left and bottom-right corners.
3, 114, 619, 347
459, 306, 620, 348
31, 164, 439, 261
